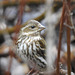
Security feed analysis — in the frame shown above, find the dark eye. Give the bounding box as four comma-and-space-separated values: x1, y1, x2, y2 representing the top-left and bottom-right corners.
31, 26, 35, 29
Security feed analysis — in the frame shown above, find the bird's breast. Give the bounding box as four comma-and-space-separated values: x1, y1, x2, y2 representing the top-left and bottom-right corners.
17, 36, 47, 69
17, 36, 41, 55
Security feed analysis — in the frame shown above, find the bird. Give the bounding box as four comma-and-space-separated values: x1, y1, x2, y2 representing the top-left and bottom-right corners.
16, 20, 47, 73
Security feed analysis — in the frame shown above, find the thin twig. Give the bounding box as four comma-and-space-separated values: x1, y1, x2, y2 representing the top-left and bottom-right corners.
15, 0, 26, 33
57, 1, 65, 75
66, 0, 71, 75
66, 18, 71, 75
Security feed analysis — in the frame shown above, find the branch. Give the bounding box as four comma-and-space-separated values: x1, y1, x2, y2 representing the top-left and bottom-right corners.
57, 1, 65, 75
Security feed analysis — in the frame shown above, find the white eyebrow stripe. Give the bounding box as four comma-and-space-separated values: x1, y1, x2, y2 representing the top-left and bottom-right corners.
21, 24, 33, 31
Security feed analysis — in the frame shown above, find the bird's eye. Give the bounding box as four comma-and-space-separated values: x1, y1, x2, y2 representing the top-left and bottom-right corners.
31, 26, 35, 29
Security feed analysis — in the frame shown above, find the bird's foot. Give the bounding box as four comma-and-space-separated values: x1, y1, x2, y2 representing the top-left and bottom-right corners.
27, 69, 39, 75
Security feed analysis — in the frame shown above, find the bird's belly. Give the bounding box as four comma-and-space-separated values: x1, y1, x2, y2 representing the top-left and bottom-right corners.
27, 53, 46, 71
17, 40, 46, 71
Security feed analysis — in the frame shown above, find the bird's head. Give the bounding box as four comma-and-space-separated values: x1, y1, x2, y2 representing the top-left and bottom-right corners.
20, 20, 45, 36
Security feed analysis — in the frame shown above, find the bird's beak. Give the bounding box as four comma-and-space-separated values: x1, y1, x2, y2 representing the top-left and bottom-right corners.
39, 24, 45, 31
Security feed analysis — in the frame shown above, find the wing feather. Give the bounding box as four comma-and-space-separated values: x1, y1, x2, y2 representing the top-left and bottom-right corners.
35, 38, 46, 59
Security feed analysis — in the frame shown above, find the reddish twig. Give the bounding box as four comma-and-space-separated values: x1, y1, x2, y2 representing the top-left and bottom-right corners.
57, 0, 72, 75
8, 49, 13, 75
66, 17, 71, 75
66, 0, 71, 75
16, 0, 25, 25
57, 1, 65, 75
5, 48, 13, 75
15, 0, 26, 33
13, 0, 26, 42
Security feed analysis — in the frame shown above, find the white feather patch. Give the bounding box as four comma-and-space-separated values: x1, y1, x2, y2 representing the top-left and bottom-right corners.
33, 42, 36, 51
35, 55, 47, 65
29, 45, 32, 55
23, 43, 27, 50
19, 44, 23, 50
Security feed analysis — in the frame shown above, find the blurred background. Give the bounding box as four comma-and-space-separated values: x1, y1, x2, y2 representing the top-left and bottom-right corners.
0, 0, 75, 75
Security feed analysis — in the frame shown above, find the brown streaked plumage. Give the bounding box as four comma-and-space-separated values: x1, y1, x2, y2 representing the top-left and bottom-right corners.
16, 20, 47, 71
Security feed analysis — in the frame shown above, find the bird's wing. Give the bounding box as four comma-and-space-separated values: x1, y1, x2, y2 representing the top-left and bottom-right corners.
35, 38, 46, 59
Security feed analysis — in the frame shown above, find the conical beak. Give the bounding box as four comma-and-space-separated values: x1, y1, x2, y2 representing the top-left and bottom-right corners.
39, 24, 45, 31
